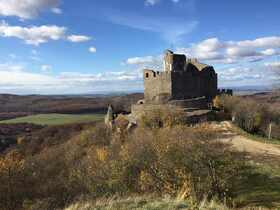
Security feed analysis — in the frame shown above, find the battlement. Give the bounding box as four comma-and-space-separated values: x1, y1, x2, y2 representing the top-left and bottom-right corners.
144, 69, 170, 80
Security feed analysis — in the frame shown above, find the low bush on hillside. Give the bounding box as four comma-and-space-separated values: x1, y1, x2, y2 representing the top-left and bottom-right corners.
140, 108, 186, 128
0, 119, 248, 209
215, 95, 280, 139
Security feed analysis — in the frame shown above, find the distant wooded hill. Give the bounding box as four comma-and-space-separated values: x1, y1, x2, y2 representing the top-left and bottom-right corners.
0, 93, 143, 120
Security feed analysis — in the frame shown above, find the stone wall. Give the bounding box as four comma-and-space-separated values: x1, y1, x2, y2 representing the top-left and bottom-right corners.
168, 97, 208, 109
143, 50, 218, 105
171, 66, 217, 101
131, 103, 213, 124
144, 69, 172, 103
143, 67, 217, 104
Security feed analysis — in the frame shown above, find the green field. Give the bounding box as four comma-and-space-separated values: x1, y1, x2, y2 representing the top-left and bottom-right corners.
0, 113, 104, 126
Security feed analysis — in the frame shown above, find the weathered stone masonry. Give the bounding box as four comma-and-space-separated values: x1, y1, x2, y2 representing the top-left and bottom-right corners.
143, 50, 218, 104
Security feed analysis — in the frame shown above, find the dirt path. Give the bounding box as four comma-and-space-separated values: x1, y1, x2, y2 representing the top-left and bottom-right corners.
214, 121, 280, 157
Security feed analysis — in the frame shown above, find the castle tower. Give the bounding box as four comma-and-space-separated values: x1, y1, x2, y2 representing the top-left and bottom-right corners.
163, 50, 186, 72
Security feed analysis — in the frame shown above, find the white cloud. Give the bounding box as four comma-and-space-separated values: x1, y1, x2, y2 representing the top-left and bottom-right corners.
237, 37, 280, 48
0, 0, 59, 19
0, 21, 66, 45
89, 47, 97, 53
67, 35, 91, 43
177, 36, 280, 64
0, 0, 61, 19
0, 63, 142, 94
0, 21, 92, 45
218, 67, 260, 82
51, 7, 62, 14
124, 36, 280, 69
126, 56, 157, 65
261, 48, 279, 56
265, 62, 280, 76
145, 0, 160, 6
226, 47, 259, 57
124, 36, 280, 87
125, 55, 163, 70
41, 65, 52, 72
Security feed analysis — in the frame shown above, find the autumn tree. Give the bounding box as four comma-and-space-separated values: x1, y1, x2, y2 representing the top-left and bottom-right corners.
0, 151, 26, 210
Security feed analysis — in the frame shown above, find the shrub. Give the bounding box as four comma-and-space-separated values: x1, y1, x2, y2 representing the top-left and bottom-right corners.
71, 125, 246, 205
0, 122, 247, 209
139, 108, 186, 129
0, 151, 26, 210
215, 95, 280, 139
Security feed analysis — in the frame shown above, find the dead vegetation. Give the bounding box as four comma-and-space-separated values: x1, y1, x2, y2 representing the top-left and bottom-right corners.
0, 119, 252, 210
214, 94, 280, 140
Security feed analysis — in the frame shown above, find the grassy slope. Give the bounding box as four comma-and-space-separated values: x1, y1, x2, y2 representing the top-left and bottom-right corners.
0, 113, 104, 125
233, 164, 280, 208
220, 123, 280, 208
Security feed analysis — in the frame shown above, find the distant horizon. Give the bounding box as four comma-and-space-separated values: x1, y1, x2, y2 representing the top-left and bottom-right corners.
0, 84, 275, 96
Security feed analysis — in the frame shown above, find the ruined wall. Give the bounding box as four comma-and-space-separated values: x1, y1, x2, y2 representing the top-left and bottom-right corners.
143, 69, 172, 103
131, 103, 213, 124
143, 50, 218, 104
171, 66, 217, 101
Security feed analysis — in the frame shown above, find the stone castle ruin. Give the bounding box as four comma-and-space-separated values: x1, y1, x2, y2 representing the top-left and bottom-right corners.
105, 50, 232, 128
131, 50, 221, 120
143, 50, 218, 104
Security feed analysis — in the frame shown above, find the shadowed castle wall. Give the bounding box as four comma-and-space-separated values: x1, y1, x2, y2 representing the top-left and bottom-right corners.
171, 66, 218, 101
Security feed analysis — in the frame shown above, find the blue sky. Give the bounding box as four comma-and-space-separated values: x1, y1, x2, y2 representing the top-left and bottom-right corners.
0, 0, 279, 94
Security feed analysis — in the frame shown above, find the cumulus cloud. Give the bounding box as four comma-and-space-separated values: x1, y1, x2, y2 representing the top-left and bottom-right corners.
218, 67, 261, 82
265, 63, 280, 88
265, 62, 280, 77
215, 65, 280, 88
125, 55, 163, 70
0, 21, 92, 45
124, 36, 280, 68
177, 36, 280, 63
67, 35, 91, 43
0, 21, 66, 45
124, 36, 280, 87
89, 47, 97, 53
0, 0, 61, 19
